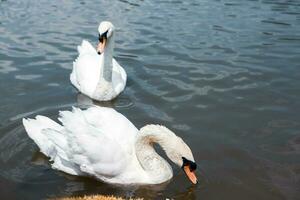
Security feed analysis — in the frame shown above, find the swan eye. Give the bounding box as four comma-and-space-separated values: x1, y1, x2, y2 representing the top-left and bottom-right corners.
182, 157, 197, 172
189, 161, 197, 171
99, 30, 109, 43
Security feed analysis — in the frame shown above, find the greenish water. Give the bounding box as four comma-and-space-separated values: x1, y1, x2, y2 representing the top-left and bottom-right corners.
0, 0, 299, 199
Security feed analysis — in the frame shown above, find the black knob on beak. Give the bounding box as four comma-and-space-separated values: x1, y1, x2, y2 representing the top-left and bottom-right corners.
98, 30, 108, 43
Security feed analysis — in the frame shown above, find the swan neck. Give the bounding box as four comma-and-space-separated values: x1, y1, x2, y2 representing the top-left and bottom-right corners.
101, 35, 114, 82
135, 125, 173, 184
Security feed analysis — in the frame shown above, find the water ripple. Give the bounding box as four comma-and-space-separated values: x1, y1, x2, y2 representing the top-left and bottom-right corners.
0, 0, 300, 199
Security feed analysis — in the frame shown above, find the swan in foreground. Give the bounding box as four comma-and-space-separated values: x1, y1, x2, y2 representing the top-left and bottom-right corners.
70, 21, 126, 101
23, 106, 198, 185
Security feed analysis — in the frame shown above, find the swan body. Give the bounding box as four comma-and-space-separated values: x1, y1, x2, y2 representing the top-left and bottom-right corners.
23, 107, 198, 185
70, 21, 126, 101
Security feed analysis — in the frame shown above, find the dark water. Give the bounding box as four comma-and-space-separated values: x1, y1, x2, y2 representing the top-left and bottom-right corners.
0, 0, 300, 199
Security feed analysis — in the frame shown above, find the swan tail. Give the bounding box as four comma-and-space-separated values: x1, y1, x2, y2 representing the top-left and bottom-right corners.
23, 116, 61, 156
22, 116, 81, 175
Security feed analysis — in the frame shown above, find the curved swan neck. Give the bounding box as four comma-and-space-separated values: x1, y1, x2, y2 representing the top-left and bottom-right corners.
135, 125, 174, 184
101, 35, 114, 82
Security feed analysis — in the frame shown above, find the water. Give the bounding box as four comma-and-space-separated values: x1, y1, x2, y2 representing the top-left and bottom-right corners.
0, 0, 299, 199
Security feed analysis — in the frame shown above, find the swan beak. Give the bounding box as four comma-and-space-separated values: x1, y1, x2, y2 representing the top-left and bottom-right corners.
183, 165, 198, 184
182, 157, 198, 184
97, 37, 106, 55
97, 30, 108, 55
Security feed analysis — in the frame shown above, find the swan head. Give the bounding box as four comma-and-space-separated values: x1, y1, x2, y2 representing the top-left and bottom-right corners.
140, 125, 198, 184
165, 135, 198, 184
97, 21, 115, 54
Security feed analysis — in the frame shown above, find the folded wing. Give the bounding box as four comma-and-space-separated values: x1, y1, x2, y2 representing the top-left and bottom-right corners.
23, 107, 130, 180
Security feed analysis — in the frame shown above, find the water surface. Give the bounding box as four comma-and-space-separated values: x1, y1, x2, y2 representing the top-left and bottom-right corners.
0, 0, 300, 199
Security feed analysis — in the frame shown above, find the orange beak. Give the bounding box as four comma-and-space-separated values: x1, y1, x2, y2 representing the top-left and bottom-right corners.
97, 37, 106, 54
183, 165, 198, 184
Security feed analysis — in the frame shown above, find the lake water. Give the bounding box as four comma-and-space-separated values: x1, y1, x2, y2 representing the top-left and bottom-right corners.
0, 0, 299, 199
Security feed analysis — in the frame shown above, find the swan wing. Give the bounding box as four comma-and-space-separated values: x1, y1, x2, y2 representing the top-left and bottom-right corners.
77, 40, 97, 56
81, 106, 137, 149
70, 40, 101, 97
112, 59, 127, 95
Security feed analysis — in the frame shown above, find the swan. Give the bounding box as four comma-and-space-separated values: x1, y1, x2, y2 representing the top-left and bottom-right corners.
70, 21, 126, 101
23, 106, 198, 185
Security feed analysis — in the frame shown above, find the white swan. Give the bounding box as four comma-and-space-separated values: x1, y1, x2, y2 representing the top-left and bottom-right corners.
23, 106, 198, 185
70, 21, 127, 101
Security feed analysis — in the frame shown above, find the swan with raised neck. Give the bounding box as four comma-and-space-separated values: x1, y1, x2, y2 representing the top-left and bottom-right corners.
70, 21, 127, 101
93, 21, 115, 100
97, 21, 114, 81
